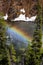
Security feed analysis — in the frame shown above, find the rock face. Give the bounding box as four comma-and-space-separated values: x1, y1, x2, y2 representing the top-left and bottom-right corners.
0, 0, 43, 20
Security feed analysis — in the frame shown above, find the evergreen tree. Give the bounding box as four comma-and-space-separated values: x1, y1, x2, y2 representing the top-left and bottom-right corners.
0, 19, 11, 65
31, 1, 42, 64
25, 0, 42, 65
9, 43, 17, 63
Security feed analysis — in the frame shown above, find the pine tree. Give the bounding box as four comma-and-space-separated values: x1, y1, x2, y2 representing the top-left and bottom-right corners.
9, 43, 17, 64
0, 19, 11, 65
25, 0, 42, 65
31, 0, 42, 64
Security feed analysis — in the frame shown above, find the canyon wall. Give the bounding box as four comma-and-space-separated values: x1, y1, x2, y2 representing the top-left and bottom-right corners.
0, 0, 43, 20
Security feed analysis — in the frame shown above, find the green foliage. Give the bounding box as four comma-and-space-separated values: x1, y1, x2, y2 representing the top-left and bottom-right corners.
25, 0, 42, 65
9, 44, 17, 62
0, 19, 11, 65
6, 49, 11, 65
40, 48, 43, 54
0, 19, 6, 47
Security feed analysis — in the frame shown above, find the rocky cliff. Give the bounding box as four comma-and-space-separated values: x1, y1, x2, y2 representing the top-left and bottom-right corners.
0, 0, 43, 20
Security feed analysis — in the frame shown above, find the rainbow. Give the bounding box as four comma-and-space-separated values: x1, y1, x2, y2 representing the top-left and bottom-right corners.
10, 26, 32, 42
5, 22, 32, 42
